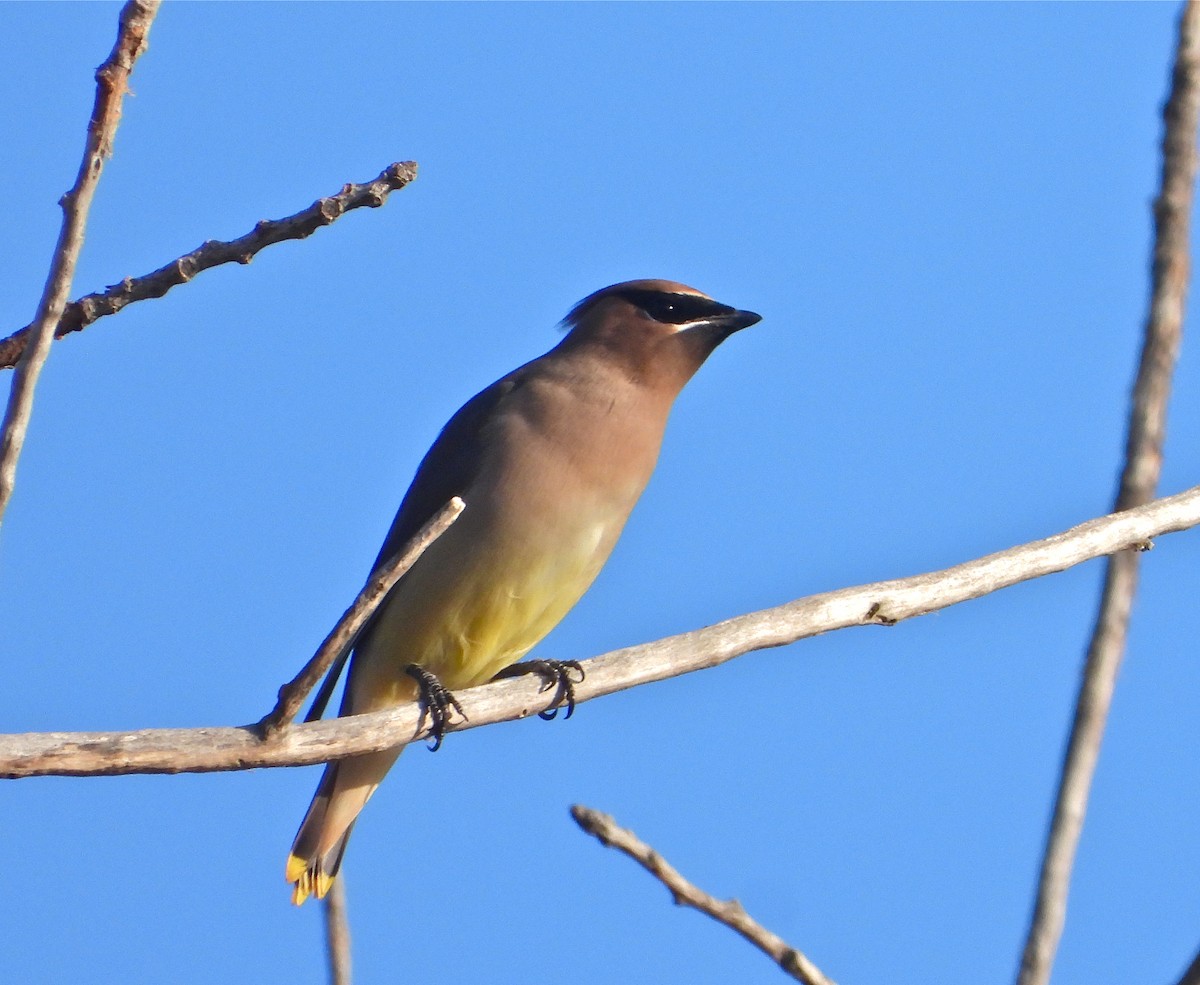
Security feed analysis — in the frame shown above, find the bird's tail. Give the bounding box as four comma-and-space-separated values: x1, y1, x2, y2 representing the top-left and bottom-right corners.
286, 746, 403, 905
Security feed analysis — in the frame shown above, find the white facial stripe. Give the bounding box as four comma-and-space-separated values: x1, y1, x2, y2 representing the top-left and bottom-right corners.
668, 317, 720, 334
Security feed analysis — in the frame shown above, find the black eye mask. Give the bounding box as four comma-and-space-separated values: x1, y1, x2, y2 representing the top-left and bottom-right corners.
616, 289, 735, 325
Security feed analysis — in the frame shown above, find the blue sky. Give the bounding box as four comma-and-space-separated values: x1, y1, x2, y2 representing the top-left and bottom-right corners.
3, 3, 1198, 984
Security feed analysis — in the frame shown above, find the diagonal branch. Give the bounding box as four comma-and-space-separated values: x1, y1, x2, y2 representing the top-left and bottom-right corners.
1176, 945, 1200, 985
0, 160, 419, 372
258, 497, 464, 735
0, 482, 1197, 780
571, 805, 835, 985
0, 0, 160, 525
1015, 5, 1200, 984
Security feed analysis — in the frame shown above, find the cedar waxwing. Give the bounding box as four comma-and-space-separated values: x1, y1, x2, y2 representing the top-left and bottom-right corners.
287, 279, 761, 904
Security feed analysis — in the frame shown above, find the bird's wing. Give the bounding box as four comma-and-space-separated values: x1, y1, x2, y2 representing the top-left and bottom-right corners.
368, 375, 518, 574
304, 373, 521, 721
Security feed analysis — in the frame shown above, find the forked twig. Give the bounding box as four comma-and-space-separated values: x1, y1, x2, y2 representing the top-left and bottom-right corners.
0, 161, 418, 371
259, 497, 464, 735
0, 0, 161, 524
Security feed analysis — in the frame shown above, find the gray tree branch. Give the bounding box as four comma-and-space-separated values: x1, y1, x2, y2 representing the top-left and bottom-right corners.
1015, 4, 1200, 983
571, 805, 835, 985
258, 497, 464, 735
1, 483, 1197, 780
324, 876, 352, 985
1176, 945, 1200, 985
0, 160, 418, 372
0, 0, 160, 525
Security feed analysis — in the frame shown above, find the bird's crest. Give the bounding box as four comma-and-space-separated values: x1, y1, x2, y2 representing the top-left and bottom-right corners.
559, 279, 711, 331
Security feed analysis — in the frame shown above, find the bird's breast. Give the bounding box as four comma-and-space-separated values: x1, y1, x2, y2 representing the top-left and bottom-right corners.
349, 383, 663, 710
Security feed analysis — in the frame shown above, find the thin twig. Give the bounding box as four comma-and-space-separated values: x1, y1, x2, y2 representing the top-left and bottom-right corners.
1015, 6, 1200, 984
1177, 945, 1200, 985
1, 483, 1197, 779
258, 497, 464, 735
1176, 946, 1200, 985
0, 0, 160, 525
324, 874, 352, 985
0, 160, 419, 371
571, 805, 835, 985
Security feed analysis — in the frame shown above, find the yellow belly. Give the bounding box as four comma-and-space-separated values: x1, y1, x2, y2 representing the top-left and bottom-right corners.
346, 513, 611, 713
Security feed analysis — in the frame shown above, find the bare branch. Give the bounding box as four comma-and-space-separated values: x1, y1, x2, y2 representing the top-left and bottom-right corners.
324, 875, 352, 985
258, 497, 464, 735
1, 483, 1197, 780
0, 0, 160, 525
1176, 945, 1200, 985
571, 805, 835, 985
0, 160, 419, 371
1015, 5, 1200, 984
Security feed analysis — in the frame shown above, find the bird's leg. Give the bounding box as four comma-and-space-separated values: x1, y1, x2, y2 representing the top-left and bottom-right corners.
493, 659, 586, 721
404, 664, 468, 751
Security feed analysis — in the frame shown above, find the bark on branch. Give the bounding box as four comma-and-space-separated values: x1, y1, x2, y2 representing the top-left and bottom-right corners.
571, 805, 835, 985
324, 877, 352, 985
1, 483, 1197, 780
0, 0, 160, 525
1015, 5, 1200, 983
0, 160, 419, 371
258, 497, 464, 735
1176, 945, 1200, 985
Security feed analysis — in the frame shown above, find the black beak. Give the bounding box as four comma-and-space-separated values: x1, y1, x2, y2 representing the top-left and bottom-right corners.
721, 309, 762, 333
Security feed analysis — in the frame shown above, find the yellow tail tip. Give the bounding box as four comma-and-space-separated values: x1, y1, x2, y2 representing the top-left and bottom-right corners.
285, 853, 309, 884
286, 854, 334, 906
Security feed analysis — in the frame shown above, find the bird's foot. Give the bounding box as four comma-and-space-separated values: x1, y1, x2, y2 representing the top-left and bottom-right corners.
404, 664, 468, 751
494, 659, 586, 720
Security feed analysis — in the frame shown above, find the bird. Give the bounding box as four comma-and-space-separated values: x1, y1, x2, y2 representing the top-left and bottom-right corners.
286, 279, 761, 904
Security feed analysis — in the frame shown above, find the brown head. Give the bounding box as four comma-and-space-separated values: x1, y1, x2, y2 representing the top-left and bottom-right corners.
556, 279, 761, 393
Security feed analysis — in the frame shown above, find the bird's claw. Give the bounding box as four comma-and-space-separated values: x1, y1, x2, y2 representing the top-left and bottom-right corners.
496, 659, 585, 720
404, 664, 467, 751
